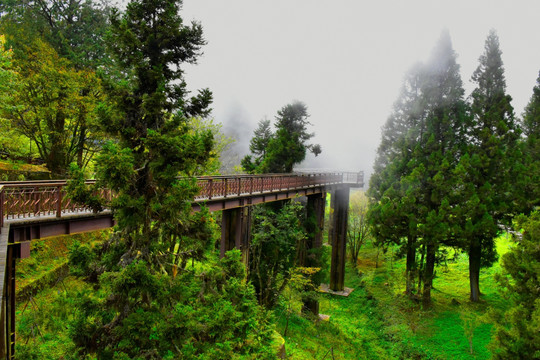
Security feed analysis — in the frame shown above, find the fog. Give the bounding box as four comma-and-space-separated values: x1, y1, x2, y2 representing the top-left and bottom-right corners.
180, 0, 540, 180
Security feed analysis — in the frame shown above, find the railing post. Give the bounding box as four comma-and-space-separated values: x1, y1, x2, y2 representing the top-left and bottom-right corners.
33, 186, 39, 216
56, 185, 62, 218
237, 177, 241, 196
208, 179, 213, 200
223, 178, 228, 198
249, 177, 253, 194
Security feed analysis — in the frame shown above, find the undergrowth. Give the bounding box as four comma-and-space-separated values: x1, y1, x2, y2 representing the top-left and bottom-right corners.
14, 232, 511, 359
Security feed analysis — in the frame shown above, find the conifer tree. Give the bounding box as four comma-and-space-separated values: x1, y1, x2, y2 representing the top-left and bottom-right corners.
369, 31, 469, 305
66, 1, 274, 357
242, 101, 321, 174
241, 118, 271, 173
262, 101, 321, 173
368, 62, 426, 296
522, 71, 540, 211
410, 31, 468, 305
454, 30, 521, 302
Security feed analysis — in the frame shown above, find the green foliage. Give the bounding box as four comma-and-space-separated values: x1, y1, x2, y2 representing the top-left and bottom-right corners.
242, 101, 321, 174
262, 102, 321, 173
454, 30, 521, 301
68, 241, 96, 277
490, 212, 540, 359
0, 0, 113, 69
348, 191, 371, 265
369, 31, 469, 305
0, 34, 34, 159
249, 201, 307, 308
0, 37, 104, 176
188, 117, 235, 175
66, 163, 104, 212
62, 1, 276, 358
68, 250, 274, 359
522, 71, 540, 211
241, 119, 272, 173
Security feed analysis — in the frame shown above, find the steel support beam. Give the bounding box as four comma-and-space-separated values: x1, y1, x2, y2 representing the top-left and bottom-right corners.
329, 187, 350, 292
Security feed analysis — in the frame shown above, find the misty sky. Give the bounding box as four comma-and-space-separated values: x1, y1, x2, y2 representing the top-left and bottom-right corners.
177, 0, 540, 180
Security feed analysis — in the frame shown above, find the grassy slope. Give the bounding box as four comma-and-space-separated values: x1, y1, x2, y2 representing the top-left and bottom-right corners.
275, 234, 511, 359
275, 263, 394, 359
17, 231, 109, 290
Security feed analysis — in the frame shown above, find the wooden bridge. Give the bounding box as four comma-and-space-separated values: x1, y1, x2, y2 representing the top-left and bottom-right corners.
0, 171, 363, 359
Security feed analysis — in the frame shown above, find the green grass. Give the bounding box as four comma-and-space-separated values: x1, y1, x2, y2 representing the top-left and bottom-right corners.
274, 263, 394, 359
16, 230, 110, 291
273, 234, 512, 359
15, 275, 94, 359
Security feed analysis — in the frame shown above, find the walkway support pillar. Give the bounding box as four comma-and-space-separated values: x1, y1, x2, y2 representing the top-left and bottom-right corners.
329, 187, 350, 292
2, 245, 15, 360
220, 207, 251, 263
302, 193, 326, 315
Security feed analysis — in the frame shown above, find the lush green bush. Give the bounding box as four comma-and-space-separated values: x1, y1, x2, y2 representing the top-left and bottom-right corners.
68, 249, 275, 359
490, 212, 540, 359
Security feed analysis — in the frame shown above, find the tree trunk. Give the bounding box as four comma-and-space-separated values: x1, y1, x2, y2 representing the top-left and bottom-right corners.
469, 241, 481, 302
48, 112, 67, 177
77, 125, 87, 167
418, 244, 425, 293
405, 235, 416, 295
422, 242, 436, 307
47, 92, 68, 178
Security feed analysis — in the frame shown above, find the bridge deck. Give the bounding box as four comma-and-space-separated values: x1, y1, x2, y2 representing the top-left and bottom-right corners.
0, 172, 363, 233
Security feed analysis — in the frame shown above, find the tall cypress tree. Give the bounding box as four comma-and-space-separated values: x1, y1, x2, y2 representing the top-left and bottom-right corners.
67, 1, 275, 358
261, 101, 321, 173
455, 30, 521, 302
368, 62, 425, 296
522, 71, 540, 211
369, 31, 469, 305
411, 30, 468, 306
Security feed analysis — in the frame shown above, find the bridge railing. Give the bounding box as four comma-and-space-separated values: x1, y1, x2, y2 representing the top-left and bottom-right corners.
0, 172, 363, 230
0, 181, 113, 227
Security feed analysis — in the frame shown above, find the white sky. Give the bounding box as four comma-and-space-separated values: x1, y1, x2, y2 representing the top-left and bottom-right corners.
179, 0, 540, 179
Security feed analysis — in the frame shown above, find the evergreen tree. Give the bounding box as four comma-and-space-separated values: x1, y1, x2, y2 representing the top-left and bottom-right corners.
241, 118, 271, 173
369, 31, 468, 305
242, 101, 321, 174
522, 71, 540, 211
490, 212, 540, 359
410, 30, 468, 306
454, 30, 521, 302
249, 201, 307, 308
66, 1, 273, 357
262, 101, 321, 173
368, 62, 426, 296
0, 0, 113, 69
